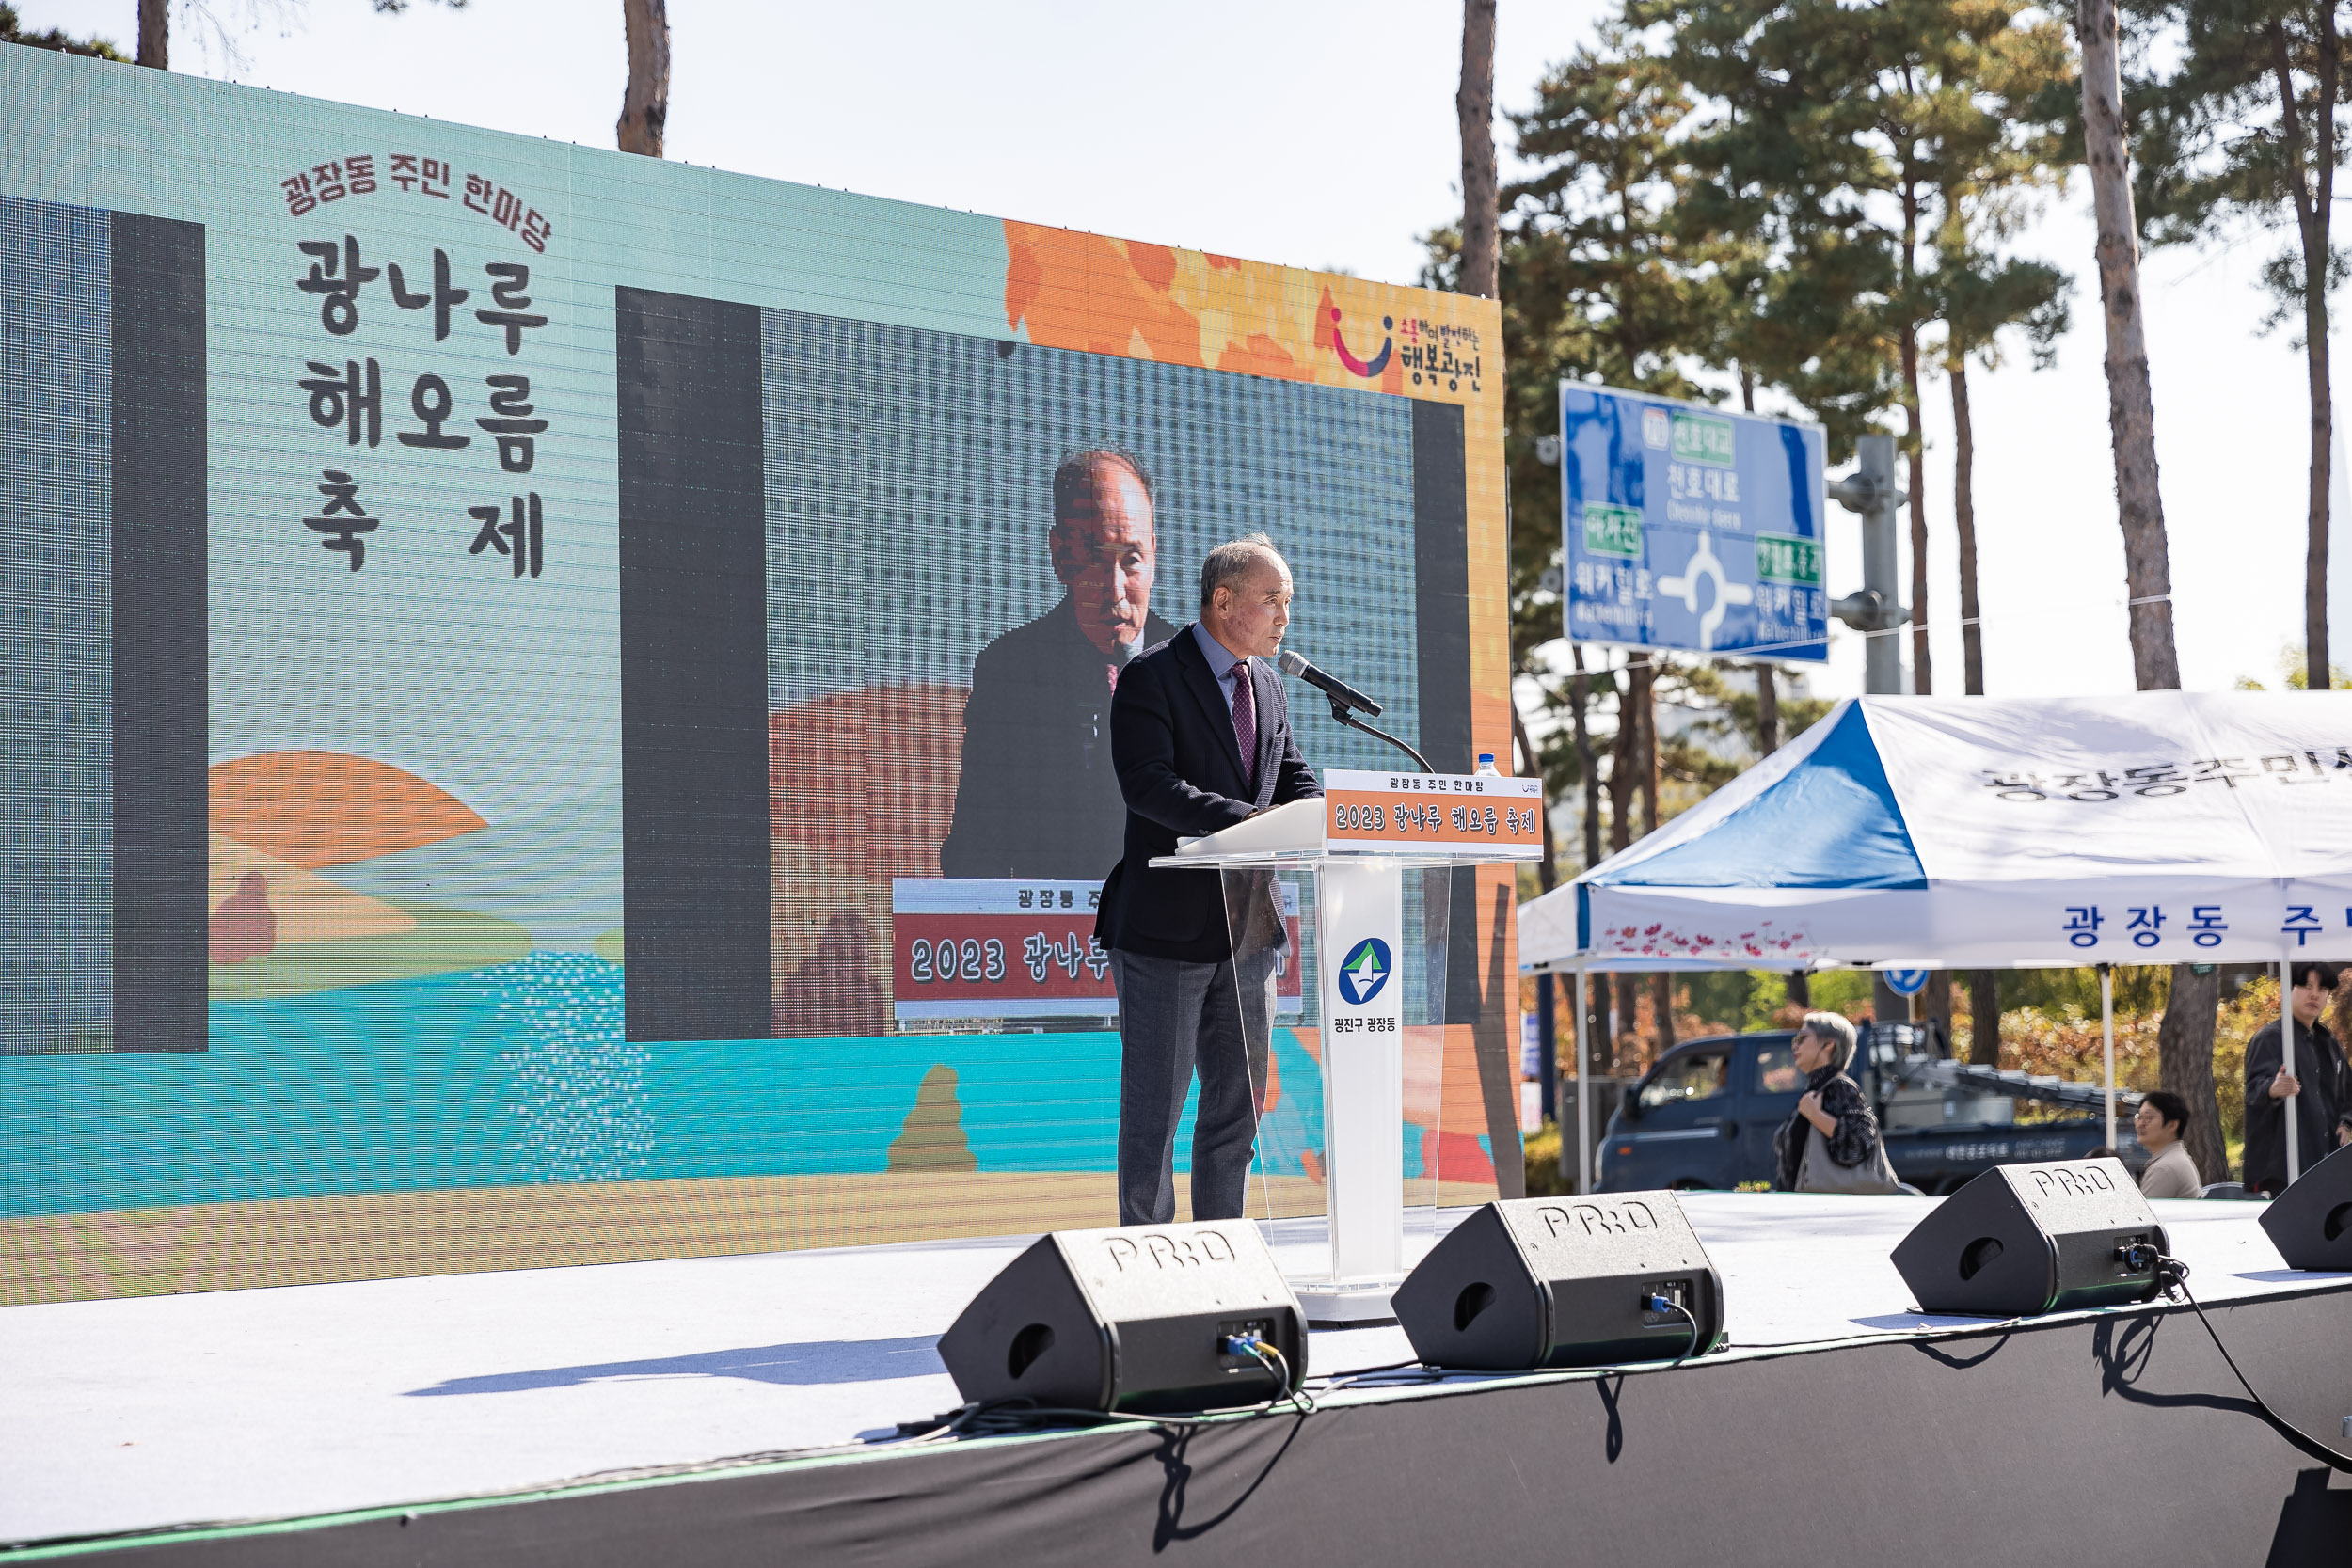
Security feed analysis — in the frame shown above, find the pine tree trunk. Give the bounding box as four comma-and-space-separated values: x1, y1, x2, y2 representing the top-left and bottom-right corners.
1764, 658, 1808, 1008
616, 0, 671, 158
1610, 660, 1640, 1066
1967, 970, 2001, 1063
2077, 0, 2181, 691
1587, 972, 1610, 1078
1902, 331, 1931, 693
1572, 647, 1602, 872
1952, 357, 1986, 695
1925, 971, 1953, 1047
1568, 654, 1609, 1072
1455, 0, 1500, 299
2308, 270, 2332, 691
2083, 0, 2213, 1129
1612, 976, 1637, 1070
137, 0, 167, 68
1609, 665, 1638, 856
2272, 13, 2341, 691
2303, 164, 2334, 692
1638, 663, 1671, 1055
1635, 660, 1661, 838
2157, 965, 2226, 1183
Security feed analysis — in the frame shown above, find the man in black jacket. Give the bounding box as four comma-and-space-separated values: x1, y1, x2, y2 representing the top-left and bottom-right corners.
1096, 533, 1320, 1226
938, 449, 1177, 879
2245, 961, 2351, 1196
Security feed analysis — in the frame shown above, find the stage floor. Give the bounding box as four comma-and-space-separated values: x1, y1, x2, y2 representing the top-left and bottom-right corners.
1, 1193, 2338, 1549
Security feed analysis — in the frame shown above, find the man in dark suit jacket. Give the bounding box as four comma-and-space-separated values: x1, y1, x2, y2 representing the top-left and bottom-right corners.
1096, 534, 1320, 1226
940, 450, 1176, 879
2244, 960, 2350, 1195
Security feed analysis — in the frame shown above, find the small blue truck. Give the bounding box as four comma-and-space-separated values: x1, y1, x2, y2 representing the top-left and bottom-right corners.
1595, 1023, 2143, 1196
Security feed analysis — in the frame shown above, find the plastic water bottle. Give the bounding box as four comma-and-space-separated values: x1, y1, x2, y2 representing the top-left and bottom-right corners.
1476, 752, 1501, 777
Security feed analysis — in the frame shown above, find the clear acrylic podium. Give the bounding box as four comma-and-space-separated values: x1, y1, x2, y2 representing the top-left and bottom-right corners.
1152, 769, 1543, 1323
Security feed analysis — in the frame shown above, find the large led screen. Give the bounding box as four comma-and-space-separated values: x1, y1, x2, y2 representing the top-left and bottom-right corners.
0, 44, 1514, 1304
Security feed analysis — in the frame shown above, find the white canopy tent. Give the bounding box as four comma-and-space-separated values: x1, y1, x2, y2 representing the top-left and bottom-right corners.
1518, 691, 2352, 1189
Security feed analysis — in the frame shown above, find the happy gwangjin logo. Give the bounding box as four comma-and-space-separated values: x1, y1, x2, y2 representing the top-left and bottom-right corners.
1336, 938, 1391, 1006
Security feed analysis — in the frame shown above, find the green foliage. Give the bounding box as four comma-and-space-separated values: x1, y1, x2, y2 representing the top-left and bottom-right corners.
0, 4, 128, 58
2127, 0, 2347, 695
2233, 640, 2352, 689
1998, 964, 2173, 1018
1804, 968, 1879, 1019
1710, 660, 1836, 755
1522, 1120, 1573, 1196
1503, 25, 1726, 402
1633, 0, 2074, 462
1738, 972, 1797, 1030
1680, 969, 1762, 1031
2130, 0, 2350, 298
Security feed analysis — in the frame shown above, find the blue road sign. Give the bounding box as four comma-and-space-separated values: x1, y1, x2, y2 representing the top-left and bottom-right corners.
1561, 386, 1829, 661
1883, 969, 1931, 997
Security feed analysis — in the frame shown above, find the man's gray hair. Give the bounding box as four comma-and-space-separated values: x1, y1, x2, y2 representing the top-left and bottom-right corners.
1200, 532, 1282, 607
1801, 1011, 1858, 1072
1050, 448, 1154, 525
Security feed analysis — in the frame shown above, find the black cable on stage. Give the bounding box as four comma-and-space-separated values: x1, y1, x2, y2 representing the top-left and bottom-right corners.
1313, 1303, 1715, 1394
1652, 1296, 1703, 1373
882, 1337, 1311, 1447
885, 1398, 1231, 1445
1238, 1338, 1315, 1418
2148, 1251, 2352, 1475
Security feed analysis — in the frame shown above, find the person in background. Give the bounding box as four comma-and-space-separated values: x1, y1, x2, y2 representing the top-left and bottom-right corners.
2133, 1090, 2202, 1198
2244, 961, 2351, 1196
1094, 535, 1320, 1226
2332, 976, 2352, 1155
940, 448, 1179, 879
1772, 1012, 1886, 1191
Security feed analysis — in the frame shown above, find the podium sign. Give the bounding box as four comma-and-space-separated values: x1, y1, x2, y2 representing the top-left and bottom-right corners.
890, 879, 1116, 1021
1161, 779, 1540, 1319
890, 878, 1302, 1022
1323, 769, 1544, 850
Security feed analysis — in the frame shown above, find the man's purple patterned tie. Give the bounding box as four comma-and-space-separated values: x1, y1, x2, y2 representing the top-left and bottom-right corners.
1229, 662, 1256, 792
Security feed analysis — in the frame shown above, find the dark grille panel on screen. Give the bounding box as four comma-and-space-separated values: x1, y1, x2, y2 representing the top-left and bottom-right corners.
1411, 399, 1473, 777
0, 197, 207, 1055
110, 211, 210, 1054
1411, 399, 1515, 1178
0, 196, 113, 1054
616, 288, 773, 1045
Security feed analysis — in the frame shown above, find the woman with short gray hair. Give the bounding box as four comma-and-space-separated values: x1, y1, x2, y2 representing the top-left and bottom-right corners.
1772, 1010, 1897, 1192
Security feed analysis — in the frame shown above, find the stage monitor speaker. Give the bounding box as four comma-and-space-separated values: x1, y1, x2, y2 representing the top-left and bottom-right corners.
1391, 1193, 1724, 1371
937, 1219, 1305, 1415
1891, 1157, 2167, 1317
2260, 1143, 2352, 1271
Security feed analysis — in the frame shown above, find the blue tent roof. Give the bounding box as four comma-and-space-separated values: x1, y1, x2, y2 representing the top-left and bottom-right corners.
1588, 702, 1927, 891
1573, 702, 1926, 955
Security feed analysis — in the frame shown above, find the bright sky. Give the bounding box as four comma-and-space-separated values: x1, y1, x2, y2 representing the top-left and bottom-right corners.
36, 0, 2339, 703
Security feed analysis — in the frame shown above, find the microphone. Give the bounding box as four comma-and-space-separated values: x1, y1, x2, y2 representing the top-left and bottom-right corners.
1276, 648, 1382, 717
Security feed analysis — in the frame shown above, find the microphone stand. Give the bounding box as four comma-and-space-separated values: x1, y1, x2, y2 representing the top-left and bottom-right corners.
1328, 696, 1432, 773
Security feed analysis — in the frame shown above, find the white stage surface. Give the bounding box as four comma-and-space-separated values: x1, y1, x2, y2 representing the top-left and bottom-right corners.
2, 1193, 2338, 1548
